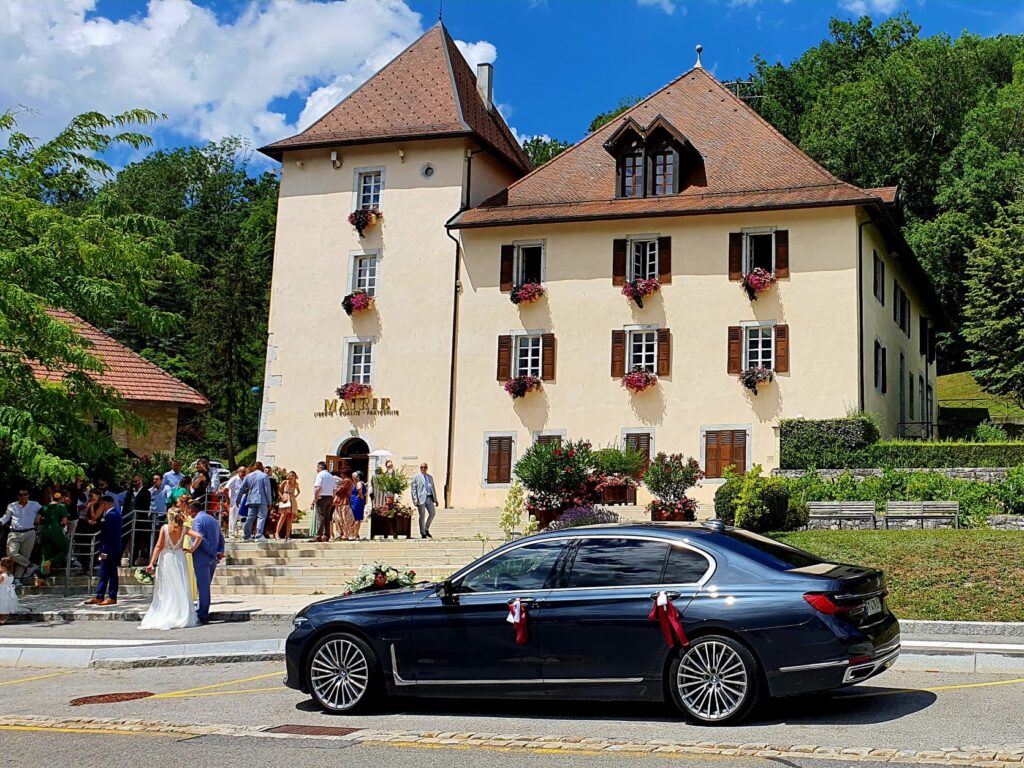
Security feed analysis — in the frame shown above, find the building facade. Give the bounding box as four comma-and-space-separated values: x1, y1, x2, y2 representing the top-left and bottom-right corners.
258, 24, 940, 508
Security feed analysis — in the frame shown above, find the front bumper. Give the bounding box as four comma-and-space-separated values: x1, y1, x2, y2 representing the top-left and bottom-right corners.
283, 624, 316, 692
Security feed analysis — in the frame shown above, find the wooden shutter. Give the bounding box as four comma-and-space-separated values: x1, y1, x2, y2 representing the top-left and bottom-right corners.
541, 333, 556, 381
656, 328, 671, 376
498, 437, 513, 483
881, 346, 888, 393
720, 431, 735, 476
611, 330, 626, 378
705, 432, 720, 478
500, 245, 514, 292
536, 434, 562, 447
728, 232, 743, 281
774, 229, 789, 278
612, 239, 627, 286
893, 280, 899, 323
625, 432, 652, 470
727, 326, 743, 374
774, 324, 789, 373
731, 430, 747, 474
496, 334, 512, 381
657, 236, 672, 284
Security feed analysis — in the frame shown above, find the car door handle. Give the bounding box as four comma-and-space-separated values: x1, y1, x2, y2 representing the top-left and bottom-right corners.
650, 591, 681, 601
508, 597, 539, 607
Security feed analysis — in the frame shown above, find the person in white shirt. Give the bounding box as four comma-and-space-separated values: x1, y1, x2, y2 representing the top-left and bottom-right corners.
162, 460, 184, 495
2, 490, 43, 584
224, 466, 247, 540
312, 462, 337, 543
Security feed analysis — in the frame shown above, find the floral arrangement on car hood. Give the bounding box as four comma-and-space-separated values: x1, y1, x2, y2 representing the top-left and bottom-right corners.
336, 382, 372, 401
510, 283, 546, 305
348, 208, 382, 238
345, 561, 417, 594
342, 290, 374, 315
739, 366, 774, 394
621, 367, 657, 393
504, 375, 543, 399
622, 278, 660, 308
741, 268, 776, 301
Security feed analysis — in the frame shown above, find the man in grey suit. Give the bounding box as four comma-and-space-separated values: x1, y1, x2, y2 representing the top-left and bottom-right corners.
241, 462, 273, 541
410, 462, 437, 539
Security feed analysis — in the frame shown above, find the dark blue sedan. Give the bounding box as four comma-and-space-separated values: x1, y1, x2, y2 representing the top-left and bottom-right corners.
284, 521, 900, 725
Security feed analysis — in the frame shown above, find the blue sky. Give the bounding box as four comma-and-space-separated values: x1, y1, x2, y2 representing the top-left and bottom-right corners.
5, 0, 1024, 161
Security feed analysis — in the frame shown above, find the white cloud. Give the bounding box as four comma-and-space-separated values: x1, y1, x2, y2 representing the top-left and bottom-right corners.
0, 0, 499, 149
840, 0, 900, 15
637, 0, 681, 15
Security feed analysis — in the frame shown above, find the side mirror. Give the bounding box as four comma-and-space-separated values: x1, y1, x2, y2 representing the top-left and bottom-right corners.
435, 579, 458, 604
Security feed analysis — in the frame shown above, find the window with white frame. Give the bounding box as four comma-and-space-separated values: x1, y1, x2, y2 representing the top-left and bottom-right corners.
743, 325, 774, 370
743, 230, 775, 273
357, 170, 382, 210
628, 329, 657, 372
628, 238, 658, 281
351, 253, 378, 296
514, 242, 544, 285
514, 334, 543, 378
345, 340, 373, 384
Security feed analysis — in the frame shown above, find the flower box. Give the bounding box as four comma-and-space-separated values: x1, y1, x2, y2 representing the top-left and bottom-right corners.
741, 268, 776, 301
648, 497, 698, 522
621, 367, 657, 394
739, 366, 774, 394
370, 513, 412, 539
348, 208, 382, 238
342, 290, 374, 315
336, 382, 372, 401
622, 278, 660, 308
600, 483, 637, 506
504, 375, 543, 399
510, 282, 545, 305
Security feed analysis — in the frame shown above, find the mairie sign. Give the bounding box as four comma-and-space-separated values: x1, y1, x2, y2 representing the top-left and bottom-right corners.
315, 397, 399, 418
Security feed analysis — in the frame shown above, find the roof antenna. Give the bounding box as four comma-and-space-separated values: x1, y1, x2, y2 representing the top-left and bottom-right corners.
694, 44, 704, 69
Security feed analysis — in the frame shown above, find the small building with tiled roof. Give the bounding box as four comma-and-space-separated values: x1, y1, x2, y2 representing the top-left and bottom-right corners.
32, 309, 208, 456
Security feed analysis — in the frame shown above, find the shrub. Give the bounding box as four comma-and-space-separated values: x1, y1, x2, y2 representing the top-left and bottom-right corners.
974, 421, 1010, 442
376, 471, 409, 496
643, 453, 703, 502
515, 439, 596, 522
859, 441, 1024, 468
733, 466, 792, 533
546, 505, 620, 531
592, 447, 646, 479
714, 469, 743, 525
995, 465, 1024, 516
779, 415, 880, 469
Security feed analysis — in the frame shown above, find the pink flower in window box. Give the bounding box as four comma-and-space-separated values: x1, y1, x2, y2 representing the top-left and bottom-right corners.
741, 268, 776, 301
336, 382, 372, 401
504, 375, 543, 399
739, 366, 774, 394
621, 367, 658, 393
342, 290, 374, 315
622, 278, 660, 308
510, 282, 546, 305
348, 208, 382, 238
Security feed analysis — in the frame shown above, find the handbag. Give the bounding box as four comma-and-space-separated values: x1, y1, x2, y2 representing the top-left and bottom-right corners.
279, 500, 292, 510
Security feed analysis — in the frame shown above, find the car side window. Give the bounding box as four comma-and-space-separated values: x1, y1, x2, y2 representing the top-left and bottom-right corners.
458, 540, 566, 593
662, 546, 711, 584
566, 538, 670, 589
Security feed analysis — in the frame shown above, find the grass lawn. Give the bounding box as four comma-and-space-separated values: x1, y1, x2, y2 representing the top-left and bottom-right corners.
936, 371, 1024, 418
773, 530, 1024, 622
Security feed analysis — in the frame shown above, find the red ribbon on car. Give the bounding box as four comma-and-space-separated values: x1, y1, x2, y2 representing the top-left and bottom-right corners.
649, 591, 688, 648
506, 597, 529, 645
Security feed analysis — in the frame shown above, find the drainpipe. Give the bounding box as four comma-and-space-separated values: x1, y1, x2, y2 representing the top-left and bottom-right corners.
857, 217, 872, 414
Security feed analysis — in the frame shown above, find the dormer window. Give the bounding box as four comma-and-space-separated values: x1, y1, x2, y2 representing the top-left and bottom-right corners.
652, 148, 675, 196
605, 115, 700, 200
621, 145, 644, 198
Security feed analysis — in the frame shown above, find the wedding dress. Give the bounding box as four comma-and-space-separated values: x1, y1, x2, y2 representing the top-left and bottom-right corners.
139, 525, 198, 630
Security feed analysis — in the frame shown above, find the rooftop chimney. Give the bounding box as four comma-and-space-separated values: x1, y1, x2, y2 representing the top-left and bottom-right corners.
476, 63, 493, 112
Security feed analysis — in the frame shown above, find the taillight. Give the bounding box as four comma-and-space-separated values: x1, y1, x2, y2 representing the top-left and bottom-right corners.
804, 593, 860, 615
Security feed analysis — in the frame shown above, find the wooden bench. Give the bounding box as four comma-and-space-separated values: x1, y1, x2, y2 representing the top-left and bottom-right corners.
805, 501, 877, 530
882, 501, 960, 529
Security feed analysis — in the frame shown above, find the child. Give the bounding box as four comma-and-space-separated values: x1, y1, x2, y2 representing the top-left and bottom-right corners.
0, 557, 20, 624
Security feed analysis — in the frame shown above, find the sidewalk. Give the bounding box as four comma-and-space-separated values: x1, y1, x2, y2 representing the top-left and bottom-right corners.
8, 592, 312, 623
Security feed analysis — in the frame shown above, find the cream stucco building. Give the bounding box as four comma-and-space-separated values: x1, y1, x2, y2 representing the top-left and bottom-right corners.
257, 24, 941, 509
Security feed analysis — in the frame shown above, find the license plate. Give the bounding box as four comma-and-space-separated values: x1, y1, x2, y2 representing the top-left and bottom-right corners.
865, 597, 882, 615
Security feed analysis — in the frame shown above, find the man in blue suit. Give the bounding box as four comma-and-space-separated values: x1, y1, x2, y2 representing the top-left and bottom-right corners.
189, 500, 224, 624
86, 493, 122, 606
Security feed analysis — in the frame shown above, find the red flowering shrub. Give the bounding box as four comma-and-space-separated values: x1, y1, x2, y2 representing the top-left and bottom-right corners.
342, 290, 374, 315
510, 283, 546, 305
622, 278, 660, 307
643, 453, 703, 522
648, 497, 699, 521
336, 382, 372, 400
504, 375, 543, 399
621, 367, 658, 393
741, 267, 776, 300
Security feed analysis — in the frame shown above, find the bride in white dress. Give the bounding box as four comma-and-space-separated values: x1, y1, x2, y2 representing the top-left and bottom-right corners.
140, 509, 203, 630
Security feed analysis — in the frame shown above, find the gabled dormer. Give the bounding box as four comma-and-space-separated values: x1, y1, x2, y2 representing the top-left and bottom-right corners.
603, 114, 705, 199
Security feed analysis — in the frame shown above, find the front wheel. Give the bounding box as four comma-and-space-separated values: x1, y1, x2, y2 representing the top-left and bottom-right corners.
306, 632, 381, 713
668, 634, 761, 725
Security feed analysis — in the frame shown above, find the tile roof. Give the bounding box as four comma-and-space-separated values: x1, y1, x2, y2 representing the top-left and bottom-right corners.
259, 23, 530, 174
30, 309, 209, 408
452, 67, 887, 228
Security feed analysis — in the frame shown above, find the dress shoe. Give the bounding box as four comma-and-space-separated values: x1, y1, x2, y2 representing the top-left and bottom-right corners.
98, 598, 117, 606
84, 597, 102, 605
425, 532, 433, 539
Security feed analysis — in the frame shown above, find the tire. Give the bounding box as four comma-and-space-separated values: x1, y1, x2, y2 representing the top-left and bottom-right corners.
667, 634, 762, 725
306, 632, 381, 714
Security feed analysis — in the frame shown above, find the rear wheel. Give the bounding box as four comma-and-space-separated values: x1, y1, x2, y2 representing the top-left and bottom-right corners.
306, 632, 380, 713
668, 634, 761, 725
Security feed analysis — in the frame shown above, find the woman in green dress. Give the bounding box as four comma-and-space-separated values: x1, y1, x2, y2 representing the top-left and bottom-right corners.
38, 489, 69, 577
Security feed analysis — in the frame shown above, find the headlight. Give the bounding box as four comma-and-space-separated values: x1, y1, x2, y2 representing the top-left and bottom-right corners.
292, 616, 309, 629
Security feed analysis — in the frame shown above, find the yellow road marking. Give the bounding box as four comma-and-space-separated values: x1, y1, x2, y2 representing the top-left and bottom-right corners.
158, 686, 288, 699
0, 725, 176, 738
842, 676, 1024, 699
151, 671, 283, 699
0, 671, 73, 687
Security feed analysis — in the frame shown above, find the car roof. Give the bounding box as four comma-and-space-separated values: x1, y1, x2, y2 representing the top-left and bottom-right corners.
531, 522, 722, 540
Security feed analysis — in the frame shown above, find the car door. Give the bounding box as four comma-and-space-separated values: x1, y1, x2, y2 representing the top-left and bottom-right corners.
538, 536, 711, 683
408, 538, 569, 684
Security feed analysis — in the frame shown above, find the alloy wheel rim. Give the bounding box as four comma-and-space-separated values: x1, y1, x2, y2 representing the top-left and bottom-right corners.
676, 640, 748, 721
310, 638, 370, 711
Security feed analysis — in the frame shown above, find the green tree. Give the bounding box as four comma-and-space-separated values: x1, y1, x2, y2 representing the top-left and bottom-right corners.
588, 95, 643, 134
521, 136, 571, 168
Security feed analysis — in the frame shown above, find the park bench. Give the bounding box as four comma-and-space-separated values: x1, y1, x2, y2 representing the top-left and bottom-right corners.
805, 501, 877, 530
882, 501, 960, 529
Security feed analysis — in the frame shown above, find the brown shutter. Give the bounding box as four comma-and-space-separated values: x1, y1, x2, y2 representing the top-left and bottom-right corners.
499, 437, 513, 483
496, 334, 512, 381
625, 433, 652, 470
732, 430, 747, 474
774, 229, 789, 278
500, 245, 514, 292
536, 434, 562, 447
881, 346, 888, 393
774, 324, 789, 373
705, 431, 720, 478
611, 330, 626, 378
927, 328, 936, 363
656, 328, 671, 376
919, 319, 928, 356
720, 431, 735, 476
728, 233, 743, 280
541, 333, 556, 381
612, 239, 627, 286
486, 438, 501, 484
727, 326, 743, 374
657, 236, 672, 284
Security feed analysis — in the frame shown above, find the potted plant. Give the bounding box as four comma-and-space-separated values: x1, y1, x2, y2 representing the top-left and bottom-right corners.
342, 289, 374, 315
336, 382, 372, 400
504, 375, 543, 399
643, 453, 704, 521
591, 446, 645, 505
510, 283, 545, 305
621, 366, 657, 394
739, 366, 774, 394
370, 500, 413, 539
348, 208, 382, 238
514, 439, 596, 529
741, 267, 776, 301
622, 278, 660, 308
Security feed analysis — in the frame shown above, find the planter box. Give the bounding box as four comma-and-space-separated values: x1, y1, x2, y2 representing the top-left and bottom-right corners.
649, 509, 695, 522
370, 514, 412, 539
601, 485, 637, 506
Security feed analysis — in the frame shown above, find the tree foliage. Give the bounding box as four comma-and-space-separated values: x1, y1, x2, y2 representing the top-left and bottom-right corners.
588, 95, 643, 134
521, 136, 571, 168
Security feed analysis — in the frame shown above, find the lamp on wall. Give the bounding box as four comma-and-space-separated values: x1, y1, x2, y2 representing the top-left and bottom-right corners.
330, 150, 342, 169
398, 148, 405, 163
295, 160, 305, 169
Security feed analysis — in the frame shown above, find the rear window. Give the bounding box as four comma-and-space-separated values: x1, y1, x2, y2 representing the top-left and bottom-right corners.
720, 530, 825, 571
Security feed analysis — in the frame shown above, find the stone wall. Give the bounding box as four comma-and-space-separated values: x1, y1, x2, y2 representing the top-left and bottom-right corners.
987, 515, 1024, 531
774, 467, 1009, 483
111, 402, 179, 456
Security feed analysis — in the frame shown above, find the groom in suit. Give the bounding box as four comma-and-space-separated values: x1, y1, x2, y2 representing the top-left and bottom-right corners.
189, 501, 224, 624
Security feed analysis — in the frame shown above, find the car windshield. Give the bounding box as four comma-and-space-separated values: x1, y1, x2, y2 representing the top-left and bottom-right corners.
720, 530, 825, 571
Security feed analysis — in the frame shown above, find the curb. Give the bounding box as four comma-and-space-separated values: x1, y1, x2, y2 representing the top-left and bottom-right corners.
8, 609, 297, 624
0, 639, 285, 669
901, 620, 1024, 638
92, 651, 284, 669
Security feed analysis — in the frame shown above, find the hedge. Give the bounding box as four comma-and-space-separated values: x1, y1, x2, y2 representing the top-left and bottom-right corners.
779, 416, 879, 470
859, 441, 1024, 468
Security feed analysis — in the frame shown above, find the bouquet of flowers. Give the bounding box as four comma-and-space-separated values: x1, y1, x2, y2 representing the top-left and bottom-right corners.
348, 208, 382, 238
510, 282, 546, 305
342, 290, 374, 315
134, 566, 154, 585
647, 496, 699, 522
336, 382, 372, 401
344, 561, 418, 594
741, 268, 776, 301
621, 366, 658, 393
622, 278, 660, 308
504, 375, 543, 399
739, 366, 774, 394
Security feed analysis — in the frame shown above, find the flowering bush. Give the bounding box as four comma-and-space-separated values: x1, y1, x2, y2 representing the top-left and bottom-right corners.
644, 453, 703, 502
648, 497, 699, 522
515, 439, 597, 524
342, 290, 374, 315
336, 382, 372, 400
622, 278, 660, 308
504, 375, 543, 399
345, 561, 417, 594
510, 282, 546, 305
546, 505, 620, 531
741, 267, 776, 301
348, 208, 382, 238
739, 366, 774, 394
374, 500, 413, 519
621, 366, 658, 393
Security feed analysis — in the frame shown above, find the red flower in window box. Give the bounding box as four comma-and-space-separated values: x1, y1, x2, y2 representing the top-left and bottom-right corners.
741, 268, 776, 301
336, 382, 372, 401
622, 278, 660, 308
504, 375, 543, 399
342, 290, 374, 315
510, 282, 546, 305
348, 208, 382, 238
739, 366, 774, 394
621, 366, 658, 393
